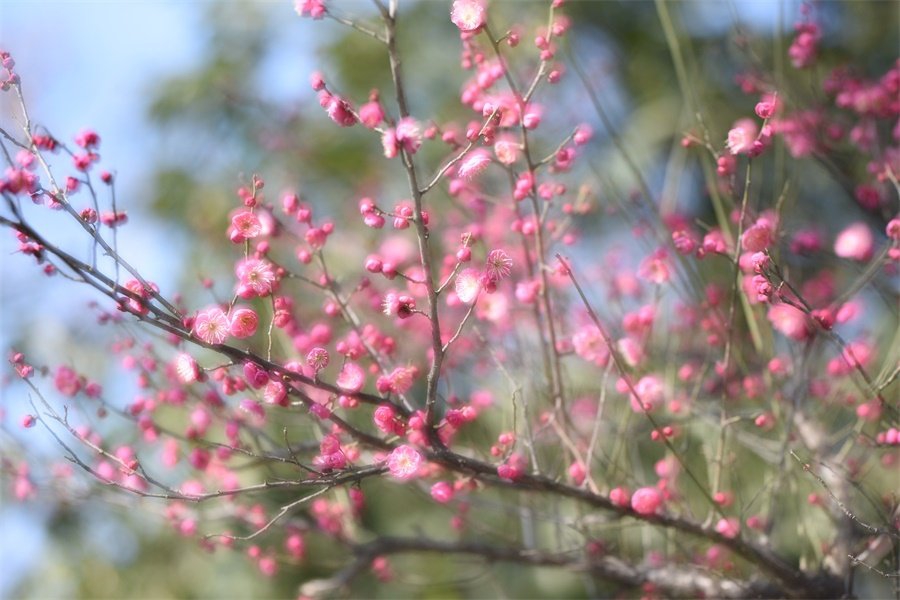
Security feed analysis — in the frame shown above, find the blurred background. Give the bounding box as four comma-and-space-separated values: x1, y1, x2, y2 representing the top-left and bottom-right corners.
1, 0, 897, 597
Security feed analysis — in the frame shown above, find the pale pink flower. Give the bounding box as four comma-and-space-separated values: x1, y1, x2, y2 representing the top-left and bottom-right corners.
229, 210, 262, 243
194, 307, 230, 344
484, 249, 513, 282
336, 361, 365, 393
455, 268, 481, 304
629, 375, 664, 413
834, 222, 874, 261
450, 0, 486, 33
386, 445, 422, 479
174, 353, 200, 383
767, 304, 812, 341
395, 117, 422, 154
457, 149, 491, 180
236, 258, 276, 297
572, 326, 609, 366
493, 137, 520, 165
726, 118, 759, 155
476, 291, 508, 323
637, 252, 670, 284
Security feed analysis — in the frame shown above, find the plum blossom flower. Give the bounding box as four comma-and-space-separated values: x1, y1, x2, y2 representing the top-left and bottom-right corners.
726, 118, 759, 155
484, 249, 513, 282
294, 0, 326, 19
229, 210, 262, 243
450, 0, 486, 33
174, 353, 200, 384
306, 347, 329, 373
336, 361, 365, 393
834, 222, 874, 262
236, 258, 276, 298
631, 487, 663, 515
457, 149, 491, 180
193, 307, 230, 345
455, 268, 481, 304
386, 445, 422, 479
767, 304, 812, 341
493, 137, 520, 165
381, 119, 422, 159
229, 307, 259, 338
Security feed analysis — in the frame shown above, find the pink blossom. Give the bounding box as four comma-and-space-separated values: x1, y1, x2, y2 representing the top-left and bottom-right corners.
484, 249, 513, 282
631, 486, 663, 515
742, 219, 774, 252
306, 347, 329, 373
629, 375, 664, 413
294, 0, 326, 19
637, 252, 670, 284
359, 100, 384, 128
193, 307, 230, 345
324, 94, 357, 127
493, 137, 520, 165
229, 307, 259, 338
386, 445, 422, 479
450, 0, 486, 33
715, 517, 741, 539
236, 258, 276, 297
174, 353, 200, 384
454, 268, 481, 304
430, 481, 454, 503
395, 117, 422, 154
457, 150, 491, 180
726, 118, 759, 155
609, 486, 630, 508
834, 222, 874, 262
229, 210, 262, 243
54, 365, 82, 397
572, 326, 609, 366
767, 304, 812, 341
336, 361, 365, 393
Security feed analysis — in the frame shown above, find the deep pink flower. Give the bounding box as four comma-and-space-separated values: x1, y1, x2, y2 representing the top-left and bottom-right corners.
229, 307, 259, 338
631, 487, 663, 515
54, 365, 82, 397
430, 481, 454, 503
294, 0, 326, 20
